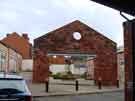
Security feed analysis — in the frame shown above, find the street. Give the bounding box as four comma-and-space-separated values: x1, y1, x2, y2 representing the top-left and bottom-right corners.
33, 91, 124, 101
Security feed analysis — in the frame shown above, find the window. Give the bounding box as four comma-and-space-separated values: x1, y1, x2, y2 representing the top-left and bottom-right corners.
0, 51, 6, 72
0, 79, 27, 92
73, 32, 82, 40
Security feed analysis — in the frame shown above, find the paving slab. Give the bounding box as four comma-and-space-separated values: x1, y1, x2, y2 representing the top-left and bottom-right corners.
27, 78, 124, 97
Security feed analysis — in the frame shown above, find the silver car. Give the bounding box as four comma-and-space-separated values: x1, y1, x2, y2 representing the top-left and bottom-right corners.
0, 73, 32, 101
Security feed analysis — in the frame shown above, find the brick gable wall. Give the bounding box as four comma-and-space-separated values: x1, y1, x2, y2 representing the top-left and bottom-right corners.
33, 20, 117, 85
2, 32, 32, 59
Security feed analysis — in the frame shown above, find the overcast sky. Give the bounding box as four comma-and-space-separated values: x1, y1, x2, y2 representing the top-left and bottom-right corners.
0, 0, 134, 46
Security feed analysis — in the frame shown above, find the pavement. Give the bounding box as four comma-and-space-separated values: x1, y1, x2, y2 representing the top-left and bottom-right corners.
19, 72, 124, 99
27, 78, 124, 97
33, 91, 124, 101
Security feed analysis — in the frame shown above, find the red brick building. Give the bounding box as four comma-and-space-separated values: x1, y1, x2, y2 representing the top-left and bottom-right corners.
33, 20, 117, 85
1, 32, 32, 59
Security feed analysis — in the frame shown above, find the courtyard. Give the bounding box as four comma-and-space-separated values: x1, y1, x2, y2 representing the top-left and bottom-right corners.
20, 71, 124, 99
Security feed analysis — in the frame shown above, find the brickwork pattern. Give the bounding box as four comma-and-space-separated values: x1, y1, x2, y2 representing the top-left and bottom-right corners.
123, 20, 134, 101
33, 20, 117, 85
2, 32, 32, 59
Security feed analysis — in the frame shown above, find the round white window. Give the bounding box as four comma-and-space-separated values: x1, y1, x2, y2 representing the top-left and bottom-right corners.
73, 32, 82, 40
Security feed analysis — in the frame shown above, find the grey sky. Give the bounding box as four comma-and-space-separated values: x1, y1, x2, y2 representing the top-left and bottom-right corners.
0, 0, 133, 46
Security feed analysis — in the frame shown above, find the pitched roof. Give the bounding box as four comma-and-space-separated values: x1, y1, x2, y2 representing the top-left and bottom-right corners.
0, 40, 21, 55
35, 20, 116, 44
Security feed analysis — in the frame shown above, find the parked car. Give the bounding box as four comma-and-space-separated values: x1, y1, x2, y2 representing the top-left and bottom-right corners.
0, 73, 32, 101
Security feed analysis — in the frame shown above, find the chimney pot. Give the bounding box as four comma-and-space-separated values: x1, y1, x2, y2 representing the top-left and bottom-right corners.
22, 33, 29, 40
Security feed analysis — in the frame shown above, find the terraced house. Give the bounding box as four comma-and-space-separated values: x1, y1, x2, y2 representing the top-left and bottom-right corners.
1, 32, 33, 71
0, 41, 22, 72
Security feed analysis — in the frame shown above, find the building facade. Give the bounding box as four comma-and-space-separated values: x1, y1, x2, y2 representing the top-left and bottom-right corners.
1, 32, 32, 59
117, 46, 124, 84
1, 32, 33, 71
0, 41, 22, 72
33, 20, 117, 85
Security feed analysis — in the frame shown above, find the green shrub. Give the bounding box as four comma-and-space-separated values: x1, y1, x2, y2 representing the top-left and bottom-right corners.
80, 72, 87, 78
52, 72, 75, 80
66, 71, 72, 75
53, 72, 62, 79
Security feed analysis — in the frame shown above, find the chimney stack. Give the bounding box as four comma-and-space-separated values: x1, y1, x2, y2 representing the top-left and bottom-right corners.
22, 33, 29, 40
6, 34, 10, 37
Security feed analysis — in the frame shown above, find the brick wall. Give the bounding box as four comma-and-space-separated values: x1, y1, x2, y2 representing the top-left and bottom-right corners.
48, 56, 65, 64
33, 20, 117, 85
123, 20, 135, 101
2, 32, 32, 59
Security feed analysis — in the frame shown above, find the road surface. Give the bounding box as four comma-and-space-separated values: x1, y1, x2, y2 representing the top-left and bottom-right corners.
33, 91, 124, 101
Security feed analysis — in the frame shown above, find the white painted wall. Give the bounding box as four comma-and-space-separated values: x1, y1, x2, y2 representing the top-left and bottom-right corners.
73, 67, 86, 75
22, 59, 33, 71
49, 64, 86, 75
50, 64, 66, 74
86, 60, 94, 79
9, 59, 16, 72
0, 43, 22, 72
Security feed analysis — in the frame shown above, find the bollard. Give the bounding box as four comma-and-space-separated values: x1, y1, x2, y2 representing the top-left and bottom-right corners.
116, 79, 119, 88
45, 81, 49, 92
75, 80, 79, 91
98, 77, 102, 90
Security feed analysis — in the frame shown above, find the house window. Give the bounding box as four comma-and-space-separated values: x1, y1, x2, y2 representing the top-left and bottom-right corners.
0, 51, 6, 72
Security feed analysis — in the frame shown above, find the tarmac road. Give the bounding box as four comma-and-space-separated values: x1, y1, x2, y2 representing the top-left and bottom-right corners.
33, 91, 124, 101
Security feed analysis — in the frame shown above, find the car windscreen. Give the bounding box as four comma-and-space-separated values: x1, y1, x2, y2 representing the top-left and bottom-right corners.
0, 79, 27, 93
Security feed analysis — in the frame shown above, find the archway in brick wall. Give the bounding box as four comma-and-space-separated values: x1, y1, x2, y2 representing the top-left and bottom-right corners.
32, 20, 118, 86
47, 52, 96, 79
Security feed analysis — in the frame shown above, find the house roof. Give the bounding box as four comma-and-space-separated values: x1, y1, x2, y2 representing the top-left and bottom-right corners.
91, 0, 135, 16
35, 20, 116, 44
1, 32, 32, 58
2, 32, 30, 43
0, 41, 21, 55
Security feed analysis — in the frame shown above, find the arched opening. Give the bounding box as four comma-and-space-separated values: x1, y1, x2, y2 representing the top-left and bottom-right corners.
33, 20, 118, 86
47, 52, 96, 80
